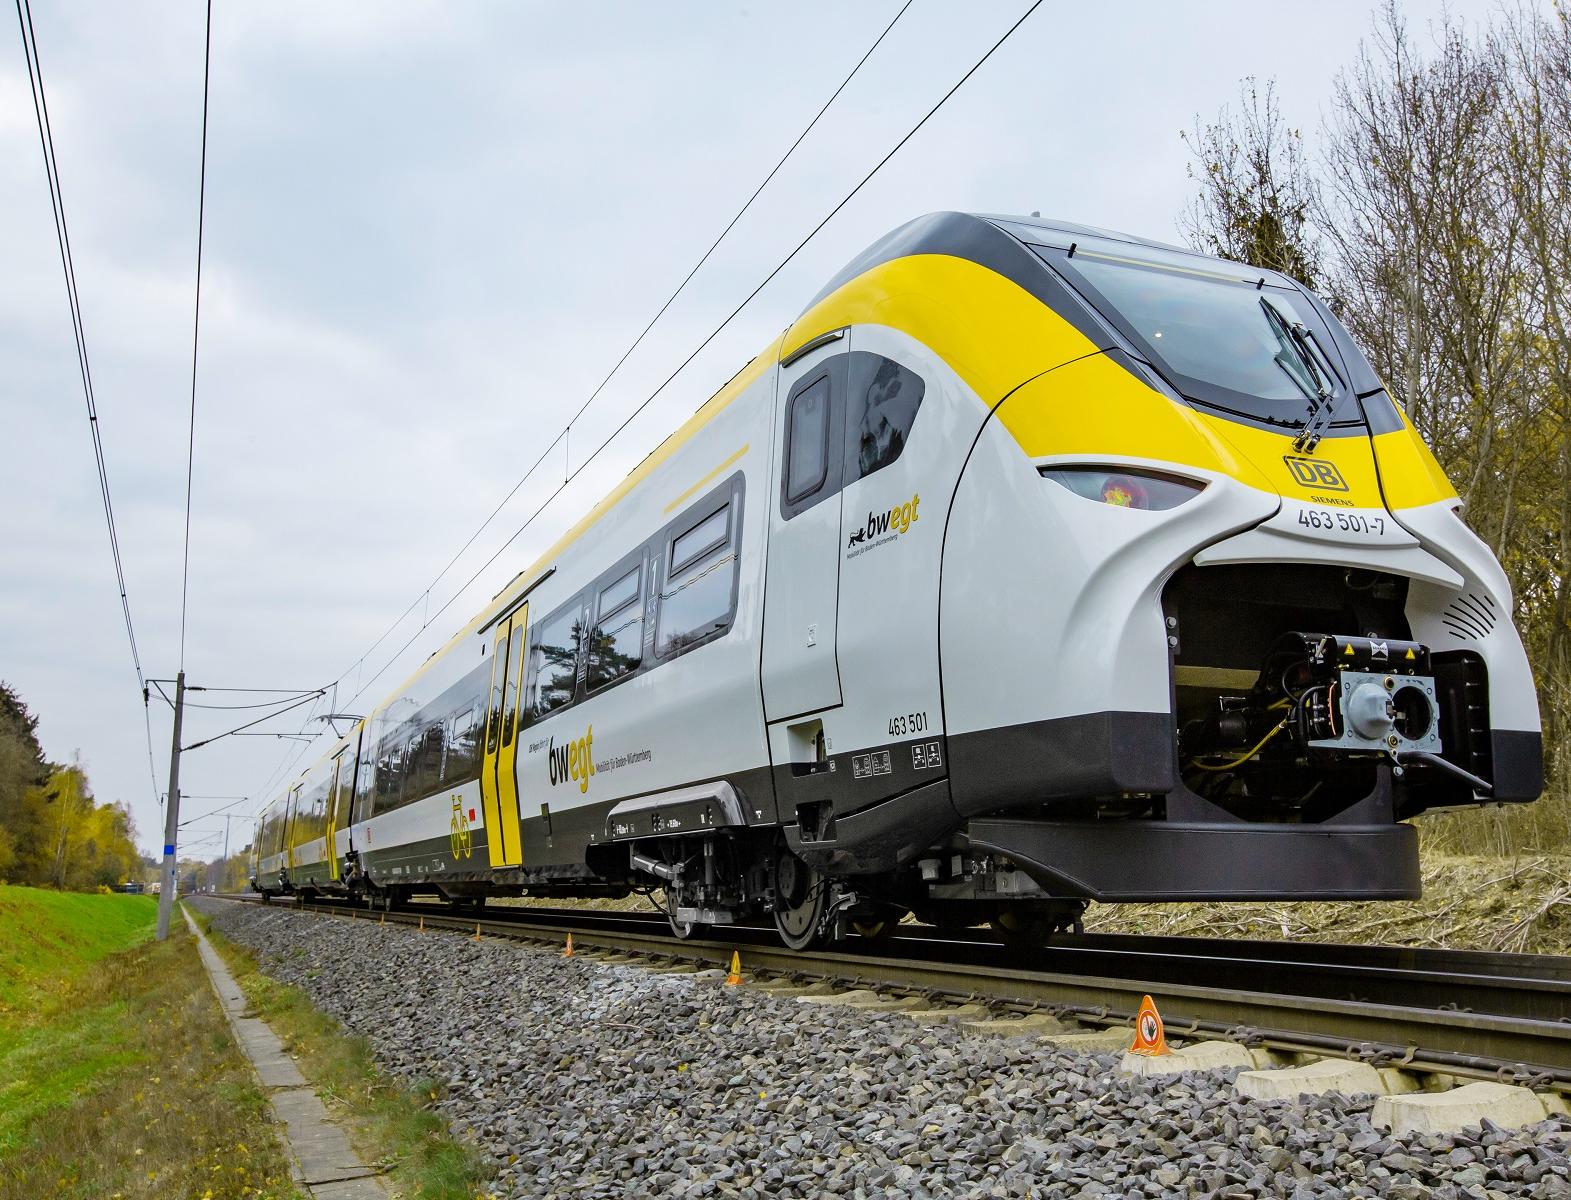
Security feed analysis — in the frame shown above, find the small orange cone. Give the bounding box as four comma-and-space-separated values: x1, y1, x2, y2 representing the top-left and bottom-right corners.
1128, 994, 1171, 1056
724, 951, 744, 986
418, 916, 425, 933
472, 922, 482, 942
379, 911, 385, 926
563, 932, 575, 958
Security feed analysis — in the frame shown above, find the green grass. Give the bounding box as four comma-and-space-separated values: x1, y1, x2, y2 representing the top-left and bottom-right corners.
193, 909, 492, 1199
0, 887, 302, 1199
0, 886, 157, 1018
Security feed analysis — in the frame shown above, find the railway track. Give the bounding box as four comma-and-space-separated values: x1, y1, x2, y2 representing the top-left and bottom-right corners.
221, 893, 1571, 1091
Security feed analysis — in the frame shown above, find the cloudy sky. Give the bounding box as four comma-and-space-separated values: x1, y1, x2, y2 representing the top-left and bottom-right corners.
2, 0, 1509, 858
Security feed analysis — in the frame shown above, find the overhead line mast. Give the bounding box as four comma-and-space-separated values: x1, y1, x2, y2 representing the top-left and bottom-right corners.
158, 0, 215, 942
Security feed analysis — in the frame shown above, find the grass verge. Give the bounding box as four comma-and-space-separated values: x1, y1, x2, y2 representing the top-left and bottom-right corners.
190, 907, 492, 1199
0, 887, 301, 1199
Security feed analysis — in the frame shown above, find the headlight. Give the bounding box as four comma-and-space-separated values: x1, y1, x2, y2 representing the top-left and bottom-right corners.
1038, 466, 1206, 511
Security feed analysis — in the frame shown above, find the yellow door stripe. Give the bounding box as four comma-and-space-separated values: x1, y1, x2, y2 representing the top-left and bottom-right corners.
664, 444, 750, 514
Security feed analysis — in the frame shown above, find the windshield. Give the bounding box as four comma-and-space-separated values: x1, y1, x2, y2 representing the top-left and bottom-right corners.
1044, 247, 1357, 429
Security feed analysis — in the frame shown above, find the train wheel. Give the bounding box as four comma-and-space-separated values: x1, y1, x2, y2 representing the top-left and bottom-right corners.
851, 917, 896, 944
991, 908, 1056, 952
666, 900, 707, 941
773, 848, 828, 951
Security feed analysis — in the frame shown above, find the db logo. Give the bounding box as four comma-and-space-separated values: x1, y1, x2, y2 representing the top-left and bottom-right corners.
1283, 455, 1348, 492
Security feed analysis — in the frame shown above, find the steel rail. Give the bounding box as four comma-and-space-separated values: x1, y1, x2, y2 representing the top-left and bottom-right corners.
218, 894, 1571, 1088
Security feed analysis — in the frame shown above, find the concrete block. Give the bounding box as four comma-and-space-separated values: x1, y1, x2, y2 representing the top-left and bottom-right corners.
1377, 1068, 1426, 1096
1247, 1048, 1300, 1070
1236, 1057, 1385, 1101
1538, 1092, 1571, 1117
755, 979, 835, 995
817, 990, 926, 1012
958, 1013, 1080, 1038
1119, 1040, 1254, 1077
1372, 1081, 1551, 1137
311, 1176, 389, 1199
1042, 1028, 1135, 1052
900, 1002, 990, 1024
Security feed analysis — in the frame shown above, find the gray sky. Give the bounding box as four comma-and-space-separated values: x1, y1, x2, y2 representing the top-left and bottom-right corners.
1, 0, 1509, 857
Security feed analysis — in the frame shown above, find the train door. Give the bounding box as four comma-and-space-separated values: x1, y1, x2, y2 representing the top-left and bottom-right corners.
834, 341, 948, 795
479, 608, 527, 867
284, 784, 301, 873
325, 748, 350, 882
761, 342, 849, 721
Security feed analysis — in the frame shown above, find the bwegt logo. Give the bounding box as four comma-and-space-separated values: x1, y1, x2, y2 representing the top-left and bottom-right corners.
547, 725, 595, 794
847, 492, 920, 548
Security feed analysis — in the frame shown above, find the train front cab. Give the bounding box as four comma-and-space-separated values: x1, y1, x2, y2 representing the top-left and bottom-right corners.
933, 222, 1544, 905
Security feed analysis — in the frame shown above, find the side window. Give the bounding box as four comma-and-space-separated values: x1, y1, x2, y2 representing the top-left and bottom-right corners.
785, 377, 831, 502
374, 733, 403, 817
443, 700, 481, 785
849, 353, 925, 480
588, 563, 644, 691
657, 499, 737, 657
415, 723, 443, 801
524, 601, 584, 724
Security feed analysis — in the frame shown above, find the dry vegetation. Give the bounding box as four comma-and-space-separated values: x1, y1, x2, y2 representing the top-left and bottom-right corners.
1082, 853, 1571, 955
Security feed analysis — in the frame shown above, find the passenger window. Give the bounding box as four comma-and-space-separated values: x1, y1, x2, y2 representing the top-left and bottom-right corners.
588, 565, 643, 691
444, 701, 480, 784
850, 355, 925, 479
672, 509, 728, 573
785, 378, 831, 502
657, 502, 736, 657
524, 602, 584, 723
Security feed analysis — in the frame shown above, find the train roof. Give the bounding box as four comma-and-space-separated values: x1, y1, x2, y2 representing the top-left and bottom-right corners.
804, 210, 1286, 313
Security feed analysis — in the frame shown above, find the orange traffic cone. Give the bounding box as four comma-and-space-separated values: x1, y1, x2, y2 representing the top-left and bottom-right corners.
724, 951, 744, 986
472, 922, 482, 942
1128, 994, 1171, 1057
418, 916, 425, 933
379, 911, 385, 926
563, 932, 575, 958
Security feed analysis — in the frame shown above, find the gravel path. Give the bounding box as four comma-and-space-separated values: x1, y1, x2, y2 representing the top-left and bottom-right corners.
193, 899, 1571, 1199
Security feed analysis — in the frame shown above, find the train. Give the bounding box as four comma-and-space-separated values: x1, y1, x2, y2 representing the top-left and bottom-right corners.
250, 211, 1543, 949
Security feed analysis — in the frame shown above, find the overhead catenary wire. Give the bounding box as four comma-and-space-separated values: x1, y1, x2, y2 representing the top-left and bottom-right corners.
325, 0, 915, 716
178, 0, 214, 671
251, 0, 1044, 805
333, 0, 1046, 718
14, 0, 161, 810
182, 689, 324, 753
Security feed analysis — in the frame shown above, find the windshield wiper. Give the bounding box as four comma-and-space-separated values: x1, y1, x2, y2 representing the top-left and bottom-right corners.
1260, 297, 1339, 452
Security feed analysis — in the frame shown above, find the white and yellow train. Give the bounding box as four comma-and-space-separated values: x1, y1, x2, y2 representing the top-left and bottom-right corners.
251, 212, 1542, 948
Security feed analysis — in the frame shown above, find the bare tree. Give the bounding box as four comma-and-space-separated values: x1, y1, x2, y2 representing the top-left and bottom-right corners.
1179, 78, 1322, 287
1178, 3, 1571, 852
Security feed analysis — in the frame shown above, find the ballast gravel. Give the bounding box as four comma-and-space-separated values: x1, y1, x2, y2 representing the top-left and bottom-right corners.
193, 899, 1571, 1200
